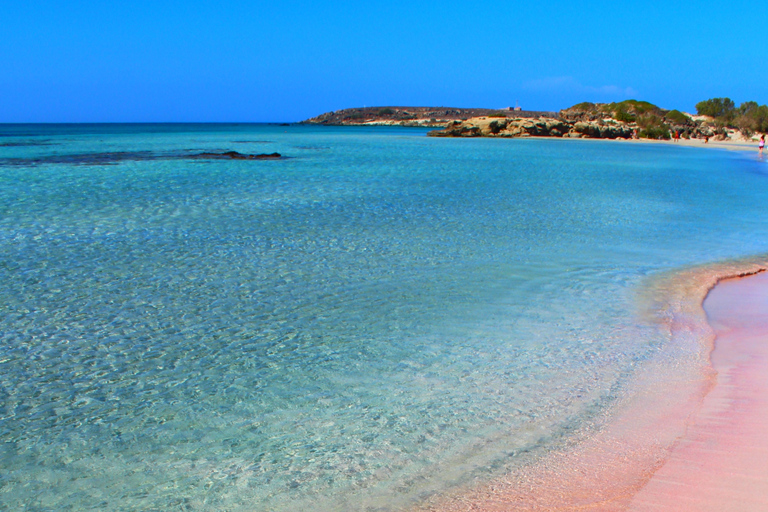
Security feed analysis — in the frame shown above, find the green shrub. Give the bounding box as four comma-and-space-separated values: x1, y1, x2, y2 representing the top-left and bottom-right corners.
638, 126, 671, 139
614, 110, 636, 123
665, 109, 689, 125
636, 114, 670, 139
488, 111, 507, 118
611, 100, 658, 115
637, 114, 661, 128
736, 117, 754, 137
569, 102, 596, 111
378, 108, 394, 116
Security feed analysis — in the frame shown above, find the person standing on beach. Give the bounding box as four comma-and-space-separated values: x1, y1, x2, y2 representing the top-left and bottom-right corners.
759, 134, 765, 156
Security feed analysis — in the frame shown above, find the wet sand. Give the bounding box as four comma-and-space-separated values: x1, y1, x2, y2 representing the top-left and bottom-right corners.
627, 271, 768, 511
422, 262, 768, 511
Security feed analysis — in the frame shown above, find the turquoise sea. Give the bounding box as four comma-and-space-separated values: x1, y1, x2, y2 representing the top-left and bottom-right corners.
2, 124, 768, 511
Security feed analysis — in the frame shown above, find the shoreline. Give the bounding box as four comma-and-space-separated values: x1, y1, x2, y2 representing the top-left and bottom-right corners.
599, 136, 759, 153
419, 259, 768, 511
627, 270, 768, 510
434, 132, 762, 153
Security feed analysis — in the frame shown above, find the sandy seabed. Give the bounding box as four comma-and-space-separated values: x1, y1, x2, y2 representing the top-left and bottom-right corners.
418, 259, 768, 511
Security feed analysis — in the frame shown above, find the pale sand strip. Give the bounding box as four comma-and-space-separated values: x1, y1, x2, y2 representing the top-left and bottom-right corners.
624, 137, 758, 152
512, 132, 761, 152
420, 261, 768, 512
627, 271, 768, 511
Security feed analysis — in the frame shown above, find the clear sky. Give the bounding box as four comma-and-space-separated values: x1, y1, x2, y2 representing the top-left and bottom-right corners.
1, 1, 765, 122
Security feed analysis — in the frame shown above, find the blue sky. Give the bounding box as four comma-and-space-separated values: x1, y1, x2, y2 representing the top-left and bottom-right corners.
1, 1, 764, 122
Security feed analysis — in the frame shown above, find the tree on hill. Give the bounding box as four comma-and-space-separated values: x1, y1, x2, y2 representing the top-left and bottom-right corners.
695, 98, 736, 120
734, 102, 768, 135
694, 97, 768, 134
562, 97, 768, 139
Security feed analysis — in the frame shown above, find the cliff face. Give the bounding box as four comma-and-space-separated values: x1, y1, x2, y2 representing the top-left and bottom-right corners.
302, 107, 559, 127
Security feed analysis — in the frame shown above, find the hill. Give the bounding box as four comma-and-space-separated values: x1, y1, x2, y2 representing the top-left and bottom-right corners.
430, 101, 719, 140
301, 106, 558, 127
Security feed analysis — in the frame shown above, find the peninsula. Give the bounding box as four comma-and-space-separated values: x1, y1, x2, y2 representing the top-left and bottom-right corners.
301, 106, 557, 127
304, 98, 768, 142
428, 101, 713, 140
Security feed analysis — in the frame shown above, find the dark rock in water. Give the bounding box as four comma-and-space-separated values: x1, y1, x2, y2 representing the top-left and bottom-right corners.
0, 151, 156, 166
0, 140, 55, 147
0, 150, 283, 167
190, 151, 282, 160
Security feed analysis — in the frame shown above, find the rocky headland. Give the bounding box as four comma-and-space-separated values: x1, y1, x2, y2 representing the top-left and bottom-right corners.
429, 100, 723, 140
304, 100, 766, 142
302, 106, 558, 127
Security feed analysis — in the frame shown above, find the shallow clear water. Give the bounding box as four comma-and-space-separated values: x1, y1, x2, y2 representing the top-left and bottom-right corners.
2, 124, 768, 511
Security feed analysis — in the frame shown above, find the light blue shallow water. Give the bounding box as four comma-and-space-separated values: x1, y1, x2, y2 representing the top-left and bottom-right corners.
2, 124, 768, 511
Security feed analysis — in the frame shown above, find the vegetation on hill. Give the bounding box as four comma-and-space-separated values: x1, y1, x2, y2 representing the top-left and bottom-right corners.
308, 98, 768, 140
696, 98, 768, 136
604, 100, 659, 117
695, 98, 735, 119
735, 102, 768, 135
664, 110, 689, 125
696, 97, 768, 135
562, 97, 768, 140
561, 100, 679, 139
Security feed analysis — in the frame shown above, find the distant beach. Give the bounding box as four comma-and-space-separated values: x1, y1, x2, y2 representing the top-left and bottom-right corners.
631, 136, 760, 152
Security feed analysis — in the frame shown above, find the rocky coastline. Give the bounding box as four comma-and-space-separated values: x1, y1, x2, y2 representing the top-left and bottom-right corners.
429, 101, 721, 140
304, 101, 760, 141
302, 106, 558, 127
428, 116, 635, 139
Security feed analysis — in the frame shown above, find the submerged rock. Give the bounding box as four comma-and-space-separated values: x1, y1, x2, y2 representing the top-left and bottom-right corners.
0, 150, 284, 167
190, 151, 282, 160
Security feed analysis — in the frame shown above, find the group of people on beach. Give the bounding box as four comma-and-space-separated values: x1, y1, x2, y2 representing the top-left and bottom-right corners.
636, 128, 767, 152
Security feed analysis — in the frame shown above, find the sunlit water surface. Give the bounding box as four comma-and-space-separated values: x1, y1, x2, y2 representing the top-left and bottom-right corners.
2, 124, 768, 511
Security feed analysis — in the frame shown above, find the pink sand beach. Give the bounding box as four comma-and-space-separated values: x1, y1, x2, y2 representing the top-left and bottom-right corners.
422, 264, 768, 511
628, 271, 768, 511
